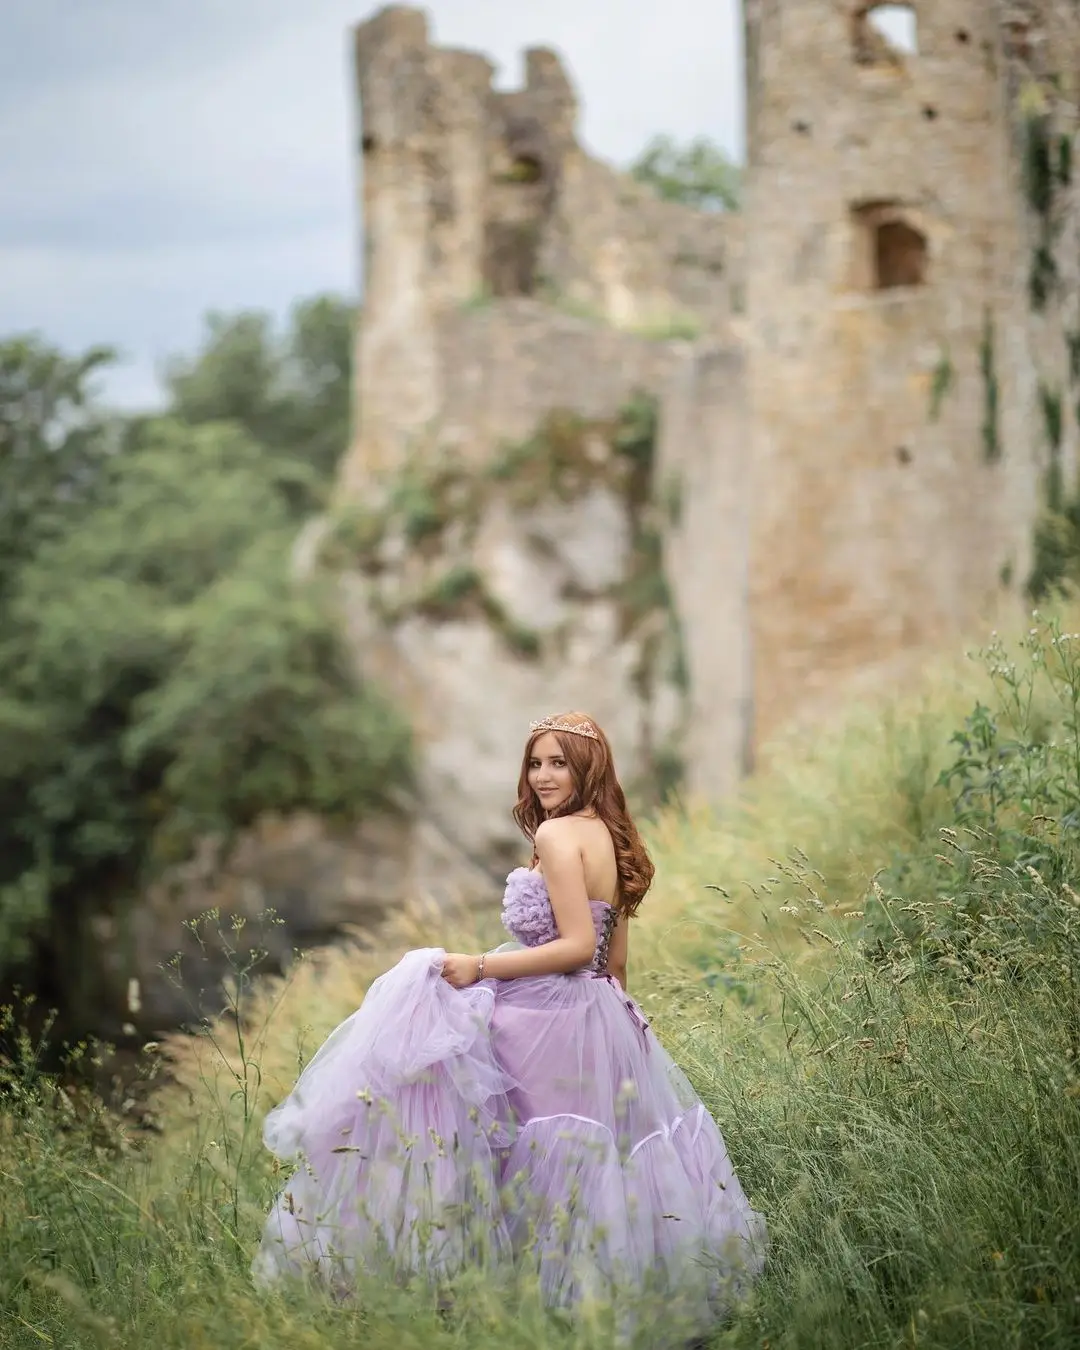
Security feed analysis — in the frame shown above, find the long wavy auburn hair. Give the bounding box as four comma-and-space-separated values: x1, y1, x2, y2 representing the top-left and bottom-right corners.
512, 711, 655, 919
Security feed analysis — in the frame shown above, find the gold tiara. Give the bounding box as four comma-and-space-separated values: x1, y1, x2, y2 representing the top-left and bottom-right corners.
529, 715, 599, 740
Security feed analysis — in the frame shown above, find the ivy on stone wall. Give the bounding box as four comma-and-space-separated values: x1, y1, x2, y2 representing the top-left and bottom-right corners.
324, 393, 688, 803
928, 348, 953, 422
1022, 106, 1066, 311
411, 564, 541, 659
979, 312, 1002, 464
1020, 76, 1080, 599
1040, 381, 1064, 511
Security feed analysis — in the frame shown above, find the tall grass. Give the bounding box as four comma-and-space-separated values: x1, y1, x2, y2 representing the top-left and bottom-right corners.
637, 647, 989, 985
3, 613, 1080, 1348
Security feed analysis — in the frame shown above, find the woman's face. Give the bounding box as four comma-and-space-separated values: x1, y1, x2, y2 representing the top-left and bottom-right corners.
527, 732, 574, 814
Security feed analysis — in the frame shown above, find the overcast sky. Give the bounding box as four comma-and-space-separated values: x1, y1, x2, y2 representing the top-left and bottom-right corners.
0, 0, 744, 408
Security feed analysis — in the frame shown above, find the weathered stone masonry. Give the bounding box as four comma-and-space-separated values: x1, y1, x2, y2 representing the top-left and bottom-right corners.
336, 2, 1080, 871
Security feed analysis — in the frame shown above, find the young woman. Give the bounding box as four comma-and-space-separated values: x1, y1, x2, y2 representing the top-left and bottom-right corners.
253, 712, 766, 1336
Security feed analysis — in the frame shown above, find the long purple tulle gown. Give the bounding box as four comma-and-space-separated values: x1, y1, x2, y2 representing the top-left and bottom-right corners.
253, 868, 767, 1336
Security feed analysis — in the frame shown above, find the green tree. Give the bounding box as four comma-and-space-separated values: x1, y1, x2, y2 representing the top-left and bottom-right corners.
164, 293, 356, 501
0, 334, 118, 598
0, 412, 408, 1017
629, 134, 741, 212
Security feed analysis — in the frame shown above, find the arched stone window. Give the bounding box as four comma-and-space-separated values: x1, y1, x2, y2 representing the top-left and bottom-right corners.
853, 4, 918, 65
851, 202, 929, 290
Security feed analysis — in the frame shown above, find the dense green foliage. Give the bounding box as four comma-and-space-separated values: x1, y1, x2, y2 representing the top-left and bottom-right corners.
163, 294, 355, 504
2, 617, 1080, 1347
629, 134, 741, 212
0, 335, 119, 602
0, 298, 410, 1024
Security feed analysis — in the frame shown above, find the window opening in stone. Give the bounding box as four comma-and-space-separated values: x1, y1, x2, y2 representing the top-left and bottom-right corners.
852, 203, 929, 290
361, 132, 376, 154
853, 4, 919, 65
874, 220, 927, 289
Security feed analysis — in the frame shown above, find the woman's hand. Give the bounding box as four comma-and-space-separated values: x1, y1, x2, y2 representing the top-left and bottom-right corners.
441, 953, 481, 989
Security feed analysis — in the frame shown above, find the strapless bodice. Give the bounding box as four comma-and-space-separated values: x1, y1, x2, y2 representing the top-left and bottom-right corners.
501, 867, 616, 973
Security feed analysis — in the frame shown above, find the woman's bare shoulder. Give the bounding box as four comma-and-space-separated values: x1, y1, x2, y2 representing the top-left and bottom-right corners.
533, 816, 583, 849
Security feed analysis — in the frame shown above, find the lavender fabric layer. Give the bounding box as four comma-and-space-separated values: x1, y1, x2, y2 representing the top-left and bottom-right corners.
253, 868, 767, 1339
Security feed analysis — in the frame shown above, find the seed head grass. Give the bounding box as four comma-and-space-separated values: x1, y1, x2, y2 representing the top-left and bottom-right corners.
4, 608, 1080, 1348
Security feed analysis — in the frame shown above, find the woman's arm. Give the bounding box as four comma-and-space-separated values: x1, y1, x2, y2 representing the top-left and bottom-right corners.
442, 819, 596, 985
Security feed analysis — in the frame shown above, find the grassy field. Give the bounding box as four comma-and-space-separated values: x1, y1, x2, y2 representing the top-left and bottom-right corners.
3, 613, 1080, 1348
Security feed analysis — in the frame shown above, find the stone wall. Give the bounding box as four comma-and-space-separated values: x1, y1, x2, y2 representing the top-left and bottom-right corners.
431, 302, 682, 469
1003, 3, 1080, 526
331, 5, 751, 876
331, 395, 693, 871
328, 2, 1080, 889
743, 0, 1041, 745
657, 343, 754, 798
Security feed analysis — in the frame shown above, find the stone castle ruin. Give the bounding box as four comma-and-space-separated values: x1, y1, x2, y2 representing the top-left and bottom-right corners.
329, 2, 1080, 877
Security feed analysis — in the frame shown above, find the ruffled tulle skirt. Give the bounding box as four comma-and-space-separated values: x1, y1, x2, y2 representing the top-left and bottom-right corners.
252, 949, 766, 1339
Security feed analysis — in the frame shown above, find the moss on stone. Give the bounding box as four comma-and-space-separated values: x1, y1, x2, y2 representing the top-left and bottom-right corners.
929, 349, 953, 422
1023, 112, 1055, 220
980, 313, 1002, 464
1042, 385, 1065, 515
333, 392, 672, 680
629, 313, 702, 341
616, 523, 669, 637
1067, 330, 1080, 386
396, 564, 542, 660
662, 471, 684, 527
484, 393, 658, 513
413, 563, 483, 617
318, 500, 387, 571
1029, 244, 1058, 311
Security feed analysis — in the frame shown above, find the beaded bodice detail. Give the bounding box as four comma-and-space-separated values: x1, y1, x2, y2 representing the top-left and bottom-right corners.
501, 867, 617, 973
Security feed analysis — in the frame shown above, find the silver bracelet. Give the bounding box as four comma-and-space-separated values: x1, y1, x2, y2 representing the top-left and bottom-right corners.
477, 953, 486, 981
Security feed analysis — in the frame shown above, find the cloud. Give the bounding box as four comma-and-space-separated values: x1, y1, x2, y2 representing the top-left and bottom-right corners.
0, 0, 742, 408
0, 224, 351, 406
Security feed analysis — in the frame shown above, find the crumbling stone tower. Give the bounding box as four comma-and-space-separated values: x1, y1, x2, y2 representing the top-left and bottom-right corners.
343, 5, 735, 492
743, 1, 1039, 742
339, 3, 1080, 829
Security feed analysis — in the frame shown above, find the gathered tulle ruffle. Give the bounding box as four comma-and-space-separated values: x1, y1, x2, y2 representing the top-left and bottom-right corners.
253, 948, 514, 1286
253, 945, 767, 1337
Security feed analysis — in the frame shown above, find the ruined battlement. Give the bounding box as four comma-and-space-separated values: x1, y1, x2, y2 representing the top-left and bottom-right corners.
344, 6, 735, 485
